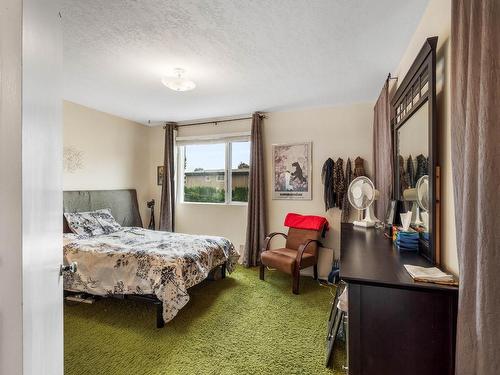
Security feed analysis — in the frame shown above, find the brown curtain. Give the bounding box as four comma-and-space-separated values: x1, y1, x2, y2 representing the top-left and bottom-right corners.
159, 122, 176, 231
244, 113, 266, 267
451, 1, 500, 373
372, 77, 394, 218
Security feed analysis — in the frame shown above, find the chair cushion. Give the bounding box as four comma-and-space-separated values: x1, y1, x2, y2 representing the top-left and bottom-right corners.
261, 248, 315, 274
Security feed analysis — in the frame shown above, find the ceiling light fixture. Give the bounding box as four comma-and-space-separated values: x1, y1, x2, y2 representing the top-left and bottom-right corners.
161, 68, 196, 92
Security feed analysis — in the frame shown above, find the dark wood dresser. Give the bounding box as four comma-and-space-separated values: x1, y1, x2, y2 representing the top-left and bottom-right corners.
340, 223, 458, 375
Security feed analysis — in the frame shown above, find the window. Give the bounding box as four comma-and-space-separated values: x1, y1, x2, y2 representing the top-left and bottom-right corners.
182, 143, 226, 203
231, 141, 250, 202
178, 137, 250, 204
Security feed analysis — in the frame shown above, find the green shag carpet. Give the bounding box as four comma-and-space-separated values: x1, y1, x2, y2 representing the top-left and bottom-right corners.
65, 267, 345, 375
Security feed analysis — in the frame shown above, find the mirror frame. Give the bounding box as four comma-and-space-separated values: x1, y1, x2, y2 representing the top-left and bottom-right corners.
391, 37, 439, 265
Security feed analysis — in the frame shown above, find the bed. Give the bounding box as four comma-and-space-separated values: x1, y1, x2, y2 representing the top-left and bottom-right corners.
63, 189, 239, 327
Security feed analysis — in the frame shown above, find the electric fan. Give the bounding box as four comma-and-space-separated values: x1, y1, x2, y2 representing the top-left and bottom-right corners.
402, 175, 429, 226
417, 175, 429, 229
347, 176, 379, 228
416, 175, 429, 211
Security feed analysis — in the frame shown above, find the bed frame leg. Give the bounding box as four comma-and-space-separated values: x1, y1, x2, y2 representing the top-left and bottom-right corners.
221, 262, 226, 279
156, 301, 165, 328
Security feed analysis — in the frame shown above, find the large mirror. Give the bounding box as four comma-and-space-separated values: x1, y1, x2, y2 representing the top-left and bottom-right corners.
397, 101, 428, 210
392, 37, 438, 264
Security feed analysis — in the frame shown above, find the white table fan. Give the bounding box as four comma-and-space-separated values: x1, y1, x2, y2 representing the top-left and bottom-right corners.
347, 176, 380, 228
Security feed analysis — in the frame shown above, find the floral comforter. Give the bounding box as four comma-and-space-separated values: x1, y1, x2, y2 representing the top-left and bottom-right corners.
63, 227, 239, 323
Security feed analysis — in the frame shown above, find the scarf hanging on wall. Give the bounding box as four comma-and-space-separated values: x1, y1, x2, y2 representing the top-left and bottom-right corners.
415, 154, 428, 182
399, 155, 410, 197
334, 158, 345, 208
353, 156, 366, 178
323, 156, 367, 219
321, 158, 335, 211
341, 158, 353, 223
407, 155, 415, 187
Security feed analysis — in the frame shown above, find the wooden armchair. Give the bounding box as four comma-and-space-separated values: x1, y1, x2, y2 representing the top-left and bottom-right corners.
260, 227, 323, 294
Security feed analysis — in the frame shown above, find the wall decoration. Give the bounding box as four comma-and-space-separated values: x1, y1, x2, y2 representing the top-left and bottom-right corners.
63, 146, 84, 173
157, 166, 164, 186
272, 142, 312, 200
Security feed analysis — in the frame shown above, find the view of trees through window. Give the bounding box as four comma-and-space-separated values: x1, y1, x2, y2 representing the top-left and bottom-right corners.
231, 141, 250, 202
183, 141, 250, 203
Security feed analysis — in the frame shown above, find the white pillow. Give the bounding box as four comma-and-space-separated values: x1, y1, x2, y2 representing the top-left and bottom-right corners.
93, 208, 122, 234
64, 209, 121, 236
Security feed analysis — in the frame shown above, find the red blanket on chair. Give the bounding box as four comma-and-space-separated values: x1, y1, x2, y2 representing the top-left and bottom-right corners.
284, 213, 329, 232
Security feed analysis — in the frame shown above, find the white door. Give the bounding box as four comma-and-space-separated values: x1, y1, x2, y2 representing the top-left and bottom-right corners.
0, 0, 63, 374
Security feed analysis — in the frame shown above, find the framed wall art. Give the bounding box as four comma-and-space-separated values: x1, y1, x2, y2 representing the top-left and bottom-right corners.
157, 166, 164, 186
272, 142, 312, 200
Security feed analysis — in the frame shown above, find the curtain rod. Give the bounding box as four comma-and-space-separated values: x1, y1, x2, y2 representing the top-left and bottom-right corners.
387, 73, 399, 81
163, 113, 266, 129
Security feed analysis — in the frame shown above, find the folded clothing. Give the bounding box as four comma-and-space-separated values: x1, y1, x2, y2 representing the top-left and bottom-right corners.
395, 231, 420, 252
396, 242, 418, 250
284, 213, 329, 232
404, 264, 458, 286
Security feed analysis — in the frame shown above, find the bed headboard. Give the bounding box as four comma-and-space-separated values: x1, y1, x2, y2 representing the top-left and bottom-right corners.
63, 189, 143, 233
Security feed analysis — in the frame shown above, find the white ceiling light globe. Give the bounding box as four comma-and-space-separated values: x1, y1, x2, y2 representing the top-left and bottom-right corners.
161, 68, 196, 92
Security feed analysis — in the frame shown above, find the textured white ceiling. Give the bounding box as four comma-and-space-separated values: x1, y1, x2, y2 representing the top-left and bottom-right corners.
62, 0, 429, 124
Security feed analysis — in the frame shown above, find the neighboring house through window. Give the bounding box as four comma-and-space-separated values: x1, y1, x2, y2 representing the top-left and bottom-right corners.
177, 135, 250, 204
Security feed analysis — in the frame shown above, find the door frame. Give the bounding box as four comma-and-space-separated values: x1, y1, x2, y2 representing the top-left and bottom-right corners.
0, 0, 63, 374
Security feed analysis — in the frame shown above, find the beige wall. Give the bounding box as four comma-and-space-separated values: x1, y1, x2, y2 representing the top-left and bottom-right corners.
149, 103, 374, 259
63, 101, 151, 223
264, 104, 373, 253
393, 0, 458, 276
